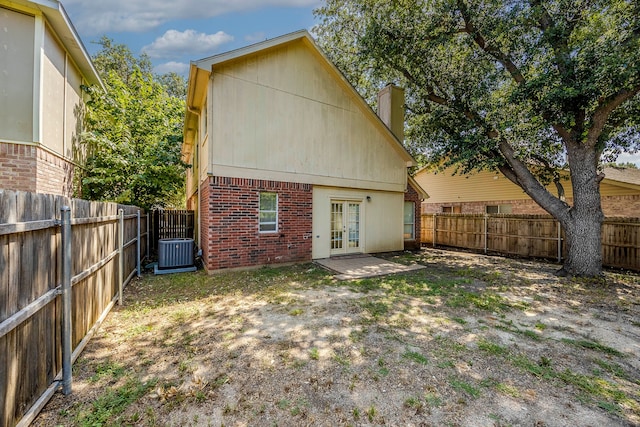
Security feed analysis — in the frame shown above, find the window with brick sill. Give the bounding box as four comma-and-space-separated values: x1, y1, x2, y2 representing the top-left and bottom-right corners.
259, 192, 278, 232
486, 204, 512, 214
442, 206, 461, 213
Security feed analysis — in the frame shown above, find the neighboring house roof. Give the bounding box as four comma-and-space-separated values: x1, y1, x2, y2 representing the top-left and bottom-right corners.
184, 30, 415, 167
414, 164, 640, 204
7, 0, 103, 89
602, 167, 640, 190
408, 175, 429, 200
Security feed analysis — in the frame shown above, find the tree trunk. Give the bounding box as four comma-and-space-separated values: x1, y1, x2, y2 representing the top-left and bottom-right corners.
499, 140, 604, 277
558, 146, 604, 277
561, 208, 603, 276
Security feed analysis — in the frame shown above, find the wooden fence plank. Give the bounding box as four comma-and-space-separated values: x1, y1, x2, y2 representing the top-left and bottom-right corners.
0, 189, 146, 426
422, 213, 640, 271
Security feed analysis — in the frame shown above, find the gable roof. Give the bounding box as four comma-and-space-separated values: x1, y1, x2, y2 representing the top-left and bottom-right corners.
4, 0, 103, 89
185, 30, 415, 167
413, 164, 640, 204
408, 175, 429, 199
602, 167, 640, 189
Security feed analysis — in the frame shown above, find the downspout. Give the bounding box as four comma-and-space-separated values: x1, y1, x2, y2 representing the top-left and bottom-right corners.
187, 106, 201, 251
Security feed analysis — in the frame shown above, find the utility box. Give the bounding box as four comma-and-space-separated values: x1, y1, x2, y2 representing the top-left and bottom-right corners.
156, 238, 196, 274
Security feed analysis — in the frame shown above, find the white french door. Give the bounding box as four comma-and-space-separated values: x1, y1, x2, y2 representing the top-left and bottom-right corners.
330, 200, 361, 255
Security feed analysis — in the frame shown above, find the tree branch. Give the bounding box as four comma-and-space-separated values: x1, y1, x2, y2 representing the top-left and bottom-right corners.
530, 152, 566, 200
456, 1, 575, 146
497, 139, 570, 220
587, 85, 640, 147
394, 63, 452, 108
529, 0, 572, 77
456, 0, 525, 85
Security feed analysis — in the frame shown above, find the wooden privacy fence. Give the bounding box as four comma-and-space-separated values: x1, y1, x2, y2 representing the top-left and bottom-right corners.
149, 209, 194, 255
421, 214, 640, 271
0, 190, 147, 427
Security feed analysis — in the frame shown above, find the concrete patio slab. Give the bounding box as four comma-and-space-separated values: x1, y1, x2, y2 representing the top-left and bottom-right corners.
315, 254, 425, 280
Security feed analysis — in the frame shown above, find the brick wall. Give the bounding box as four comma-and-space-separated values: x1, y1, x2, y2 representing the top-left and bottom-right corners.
35, 148, 74, 196
404, 181, 422, 250
0, 142, 74, 196
423, 195, 640, 217
0, 143, 37, 192
422, 199, 547, 215
201, 176, 313, 271
600, 194, 640, 217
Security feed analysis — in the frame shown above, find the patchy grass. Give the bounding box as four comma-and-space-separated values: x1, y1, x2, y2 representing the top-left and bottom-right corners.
76, 377, 157, 426
561, 338, 626, 357
402, 349, 429, 365
35, 252, 640, 427
449, 376, 481, 398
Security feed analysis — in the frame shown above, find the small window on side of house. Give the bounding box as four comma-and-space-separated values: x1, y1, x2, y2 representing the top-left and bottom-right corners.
404, 201, 415, 240
442, 206, 452, 213
486, 204, 512, 214
259, 192, 278, 232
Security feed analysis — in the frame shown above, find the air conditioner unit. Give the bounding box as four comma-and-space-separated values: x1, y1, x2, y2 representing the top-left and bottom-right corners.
156, 238, 196, 274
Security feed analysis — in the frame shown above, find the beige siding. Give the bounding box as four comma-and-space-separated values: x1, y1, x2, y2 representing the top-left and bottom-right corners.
64, 61, 83, 159
184, 149, 196, 198
416, 168, 537, 203
42, 24, 65, 155
209, 41, 407, 192
201, 92, 210, 183
0, 7, 34, 142
312, 187, 404, 259
416, 167, 640, 205
599, 182, 640, 197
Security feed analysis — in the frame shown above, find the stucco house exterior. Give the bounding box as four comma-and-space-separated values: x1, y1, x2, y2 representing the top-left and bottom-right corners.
183, 30, 426, 272
415, 165, 640, 217
0, 0, 102, 196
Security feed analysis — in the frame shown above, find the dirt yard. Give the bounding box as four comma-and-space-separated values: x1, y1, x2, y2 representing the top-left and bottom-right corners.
34, 248, 639, 426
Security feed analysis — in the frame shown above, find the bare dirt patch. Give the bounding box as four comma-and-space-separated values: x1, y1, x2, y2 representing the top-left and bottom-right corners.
34, 248, 640, 426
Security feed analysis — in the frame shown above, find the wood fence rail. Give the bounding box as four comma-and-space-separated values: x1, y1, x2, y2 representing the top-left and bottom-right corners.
0, 190, 147, 427
421, 214, 640, 271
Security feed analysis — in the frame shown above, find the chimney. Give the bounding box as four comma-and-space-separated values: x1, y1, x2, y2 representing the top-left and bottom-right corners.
377, 84, 405, 142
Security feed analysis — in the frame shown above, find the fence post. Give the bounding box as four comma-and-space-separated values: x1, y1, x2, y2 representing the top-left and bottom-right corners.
118, 209, 124, 306
557, 221, 562, 263
146, 211, 150, 259
60, 206, 73, 395
484, 214, 488, 254
432, 214, 437, 248
136, 210, 141, 278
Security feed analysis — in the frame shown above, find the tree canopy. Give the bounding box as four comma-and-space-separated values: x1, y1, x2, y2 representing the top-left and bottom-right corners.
315, 0, 640, 276
79, 37, 188, 210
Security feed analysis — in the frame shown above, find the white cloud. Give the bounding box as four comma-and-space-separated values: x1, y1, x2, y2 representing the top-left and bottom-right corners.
154, 61, 190, 75
63, 0, 321, 35
143, 30, 234, 58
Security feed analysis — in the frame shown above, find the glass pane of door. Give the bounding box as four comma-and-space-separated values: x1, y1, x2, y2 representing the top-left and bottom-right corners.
330, 202, 343, 250
347, 203, 360, 249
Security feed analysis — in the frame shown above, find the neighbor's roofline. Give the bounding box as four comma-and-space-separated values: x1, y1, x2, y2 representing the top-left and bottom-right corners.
414, 163, 640, 191
408, 175, 429, 199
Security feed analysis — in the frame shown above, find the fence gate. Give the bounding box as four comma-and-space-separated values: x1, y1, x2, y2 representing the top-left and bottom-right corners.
150, 209, 195, 255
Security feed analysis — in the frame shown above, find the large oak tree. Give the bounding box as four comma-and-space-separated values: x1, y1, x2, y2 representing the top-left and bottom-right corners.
315, 0, 640, 276
79, 38, 188, 210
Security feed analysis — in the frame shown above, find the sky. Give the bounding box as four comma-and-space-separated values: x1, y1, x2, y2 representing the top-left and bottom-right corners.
62, 0, 639, 166
63, 0, 322, 75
